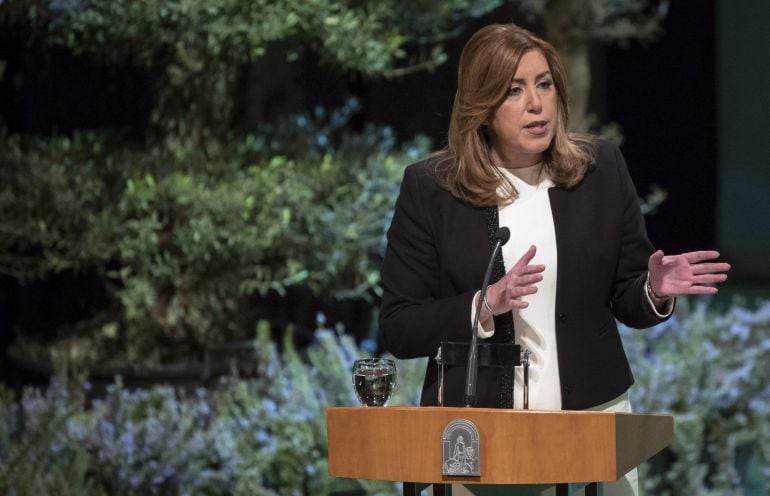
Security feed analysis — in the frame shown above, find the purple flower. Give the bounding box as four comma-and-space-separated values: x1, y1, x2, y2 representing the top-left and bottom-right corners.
118, 431, 136, 456
728, 323, 750, 340
256, 430, 270, 443
262, 399, 277, 414
129, 472, 143, 488
97, 420, 115, 437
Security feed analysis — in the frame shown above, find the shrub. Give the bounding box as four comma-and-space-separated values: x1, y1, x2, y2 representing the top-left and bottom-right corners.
0, 0, 500, 136
1, 300, 768, 495
0, 106, 429, 366
621, 298, 770, 495
0, 0, 671, 374
0, 321, 427, 495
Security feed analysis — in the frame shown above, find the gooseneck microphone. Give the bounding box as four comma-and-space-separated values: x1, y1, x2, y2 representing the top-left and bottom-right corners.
464, 226, 511, 407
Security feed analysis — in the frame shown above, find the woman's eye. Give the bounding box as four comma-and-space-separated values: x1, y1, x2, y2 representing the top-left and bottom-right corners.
538, 80, 553, 90
507, 87, 522, 97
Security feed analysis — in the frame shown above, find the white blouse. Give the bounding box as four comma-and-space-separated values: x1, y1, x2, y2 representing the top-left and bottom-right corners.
470, 164, 647, 413
496, 164, 561, 410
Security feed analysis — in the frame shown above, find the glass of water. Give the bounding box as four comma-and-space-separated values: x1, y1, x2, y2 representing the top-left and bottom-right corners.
352, 358, 396, 407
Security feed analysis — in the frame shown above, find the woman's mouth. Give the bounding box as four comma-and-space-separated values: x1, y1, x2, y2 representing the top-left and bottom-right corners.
524, 120, 549, 136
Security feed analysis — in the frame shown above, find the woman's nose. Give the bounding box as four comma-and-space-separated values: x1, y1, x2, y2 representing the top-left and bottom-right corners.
526, 88, 542, 113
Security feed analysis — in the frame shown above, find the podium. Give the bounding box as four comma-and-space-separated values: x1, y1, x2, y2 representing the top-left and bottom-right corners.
327, 406, 673, 495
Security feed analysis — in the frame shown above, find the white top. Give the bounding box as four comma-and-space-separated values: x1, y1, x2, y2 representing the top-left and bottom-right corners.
470, 163, 666, 411
473, 163, 561, 410
498, 165, 561, 410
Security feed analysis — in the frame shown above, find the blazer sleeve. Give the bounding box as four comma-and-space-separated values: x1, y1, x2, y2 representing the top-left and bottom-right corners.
608, 144, 672, 328
379, 165, 478, 359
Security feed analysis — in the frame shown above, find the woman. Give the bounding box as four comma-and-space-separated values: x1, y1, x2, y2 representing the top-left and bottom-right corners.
379, 24, 729, 495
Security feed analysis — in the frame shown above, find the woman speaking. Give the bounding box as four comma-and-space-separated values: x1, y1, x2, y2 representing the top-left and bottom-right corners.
378, 23, 729, 496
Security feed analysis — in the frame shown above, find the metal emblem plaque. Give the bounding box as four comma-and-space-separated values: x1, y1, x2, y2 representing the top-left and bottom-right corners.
441, 419, 480, 476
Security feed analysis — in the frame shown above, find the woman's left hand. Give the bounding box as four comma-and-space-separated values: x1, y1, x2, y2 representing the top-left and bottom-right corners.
648, 250, 731, 297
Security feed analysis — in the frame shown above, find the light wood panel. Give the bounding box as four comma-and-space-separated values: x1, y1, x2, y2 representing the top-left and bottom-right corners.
327, 407, 672, 485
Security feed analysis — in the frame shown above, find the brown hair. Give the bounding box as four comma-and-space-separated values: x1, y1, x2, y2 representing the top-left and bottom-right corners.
432, 23, 594, 207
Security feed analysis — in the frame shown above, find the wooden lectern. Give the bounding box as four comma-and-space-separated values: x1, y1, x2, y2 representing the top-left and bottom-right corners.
327, 406, 673, 496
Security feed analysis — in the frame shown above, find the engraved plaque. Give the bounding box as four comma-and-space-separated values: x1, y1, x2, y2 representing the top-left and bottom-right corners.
441, 419, 481, 476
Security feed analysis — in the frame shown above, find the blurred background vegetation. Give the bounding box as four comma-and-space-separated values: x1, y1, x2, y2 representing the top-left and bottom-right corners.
0, 0, 678, 373
0, 0, 767, 494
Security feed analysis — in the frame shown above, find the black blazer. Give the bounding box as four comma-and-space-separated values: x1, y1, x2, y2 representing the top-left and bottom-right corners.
379, 140, 670, 410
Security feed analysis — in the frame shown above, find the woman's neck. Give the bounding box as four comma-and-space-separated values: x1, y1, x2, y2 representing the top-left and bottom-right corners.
498, 161, 544, 186
490, 149, 544, 181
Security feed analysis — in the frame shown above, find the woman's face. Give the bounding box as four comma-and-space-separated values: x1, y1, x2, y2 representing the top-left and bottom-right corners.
487, 49, 557, 168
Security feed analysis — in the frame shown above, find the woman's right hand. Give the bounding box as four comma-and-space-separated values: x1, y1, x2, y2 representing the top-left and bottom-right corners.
482, 245, 545, 318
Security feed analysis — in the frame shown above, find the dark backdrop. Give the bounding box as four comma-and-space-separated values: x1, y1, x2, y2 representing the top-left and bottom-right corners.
603, 3, 717, 254
1, 3, 719, 253
362, 2, 718, 255
0, 1, 728, 385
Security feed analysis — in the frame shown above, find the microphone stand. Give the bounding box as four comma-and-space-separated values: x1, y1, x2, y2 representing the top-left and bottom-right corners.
464, 227, 509, 407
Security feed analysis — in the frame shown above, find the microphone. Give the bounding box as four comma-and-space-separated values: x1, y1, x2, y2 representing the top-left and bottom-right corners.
465, 226, 510, 407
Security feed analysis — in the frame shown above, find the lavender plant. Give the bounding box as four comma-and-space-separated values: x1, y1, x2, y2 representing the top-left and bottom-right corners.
1, 300, 767, 494
0, 320, 426, 495
621, 299, 770, 495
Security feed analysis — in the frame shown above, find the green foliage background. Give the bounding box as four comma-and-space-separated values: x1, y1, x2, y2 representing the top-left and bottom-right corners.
0, 0, 501, 365
0, 109, 427, 364
0, 0, 672, 364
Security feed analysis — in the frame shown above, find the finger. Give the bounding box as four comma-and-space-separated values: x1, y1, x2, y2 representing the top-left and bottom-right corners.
677, 285, 719, 295
513, 245, 537, 269
513, 273, 543, 286
516, 264, 546, 276
691, 274, 728, 284
691, 262, 731, 275
648, 250, 665, 267
509, 300, 529, 309
510, 286, 539, 298
681, 250, 721, 263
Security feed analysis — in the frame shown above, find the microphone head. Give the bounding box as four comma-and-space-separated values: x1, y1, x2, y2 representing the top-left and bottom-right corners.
494, 227, 511, 246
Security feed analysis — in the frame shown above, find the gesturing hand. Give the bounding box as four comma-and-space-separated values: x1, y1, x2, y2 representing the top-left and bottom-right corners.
485, 245, 545, 314
648, 250, 730, 297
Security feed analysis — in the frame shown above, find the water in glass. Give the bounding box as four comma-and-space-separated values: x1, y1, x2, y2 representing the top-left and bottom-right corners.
353, 358, 396, 406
